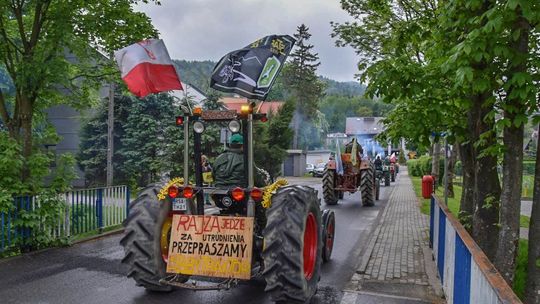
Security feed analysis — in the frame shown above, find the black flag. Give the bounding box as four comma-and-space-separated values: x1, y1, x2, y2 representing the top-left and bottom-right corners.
210, 35, 296, 100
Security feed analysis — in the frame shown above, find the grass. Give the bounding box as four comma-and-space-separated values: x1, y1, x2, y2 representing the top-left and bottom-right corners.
521, 215, 530, 228
514, 239, 528, 300
522, 175, 534, 199
411, 176, 530, 228
410, 176, 460, 218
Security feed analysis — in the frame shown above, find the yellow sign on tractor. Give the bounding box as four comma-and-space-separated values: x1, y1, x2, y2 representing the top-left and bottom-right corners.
166, 215, 254, 280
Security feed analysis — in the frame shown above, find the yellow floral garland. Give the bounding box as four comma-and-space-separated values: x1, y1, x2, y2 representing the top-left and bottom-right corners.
261, 179, 288, 209
157, 177, 185, 200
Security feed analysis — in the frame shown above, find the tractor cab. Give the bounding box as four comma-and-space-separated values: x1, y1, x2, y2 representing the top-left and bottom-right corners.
168, 103, 267, 217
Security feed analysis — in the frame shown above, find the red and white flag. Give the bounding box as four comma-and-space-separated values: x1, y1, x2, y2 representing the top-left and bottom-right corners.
114, 39, 183, 97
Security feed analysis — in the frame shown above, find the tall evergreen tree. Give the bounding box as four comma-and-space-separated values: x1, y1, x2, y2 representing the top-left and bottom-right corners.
283, 24, 325, 149
78, 92, 132, 187
253, 100, 295, 179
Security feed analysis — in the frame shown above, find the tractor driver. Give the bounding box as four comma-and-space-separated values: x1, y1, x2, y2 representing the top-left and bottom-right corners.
374, 155, 383, 170
213, 134, 266, 188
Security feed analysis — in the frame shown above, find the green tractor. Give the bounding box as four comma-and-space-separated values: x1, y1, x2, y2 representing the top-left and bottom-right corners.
120, 105, 335, 303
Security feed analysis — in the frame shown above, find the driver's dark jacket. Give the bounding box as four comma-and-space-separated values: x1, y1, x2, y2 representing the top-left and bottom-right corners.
374, 158, 383, 170
213, 148, 266, 188
213, 147, 245, 187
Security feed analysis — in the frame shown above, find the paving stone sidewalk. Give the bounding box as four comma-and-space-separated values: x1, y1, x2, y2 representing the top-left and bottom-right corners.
341, 168, 445, 304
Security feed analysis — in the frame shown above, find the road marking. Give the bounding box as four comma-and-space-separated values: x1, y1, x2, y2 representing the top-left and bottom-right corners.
340, 291, 358, 304
355, 290, 431, 302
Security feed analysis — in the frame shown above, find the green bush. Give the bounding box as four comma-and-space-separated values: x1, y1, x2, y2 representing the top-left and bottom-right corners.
407, 155, 446, 183
407, 159, 421, 176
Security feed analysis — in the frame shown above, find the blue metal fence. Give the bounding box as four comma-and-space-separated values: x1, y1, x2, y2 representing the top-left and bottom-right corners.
429, 195, 521, 304
0, 186, 130, 252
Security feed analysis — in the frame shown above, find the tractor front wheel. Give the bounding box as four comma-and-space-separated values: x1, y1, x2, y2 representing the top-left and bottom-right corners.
263, 186, 323, 303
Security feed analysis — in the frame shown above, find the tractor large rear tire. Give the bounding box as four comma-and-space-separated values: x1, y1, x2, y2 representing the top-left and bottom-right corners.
263, 186, 323, 303
322, 169, 339, 205
120, 185, 192, 291
360, 164, 375, 207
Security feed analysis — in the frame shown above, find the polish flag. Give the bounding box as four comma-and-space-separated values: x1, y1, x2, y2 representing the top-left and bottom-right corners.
114, 39, 182, 97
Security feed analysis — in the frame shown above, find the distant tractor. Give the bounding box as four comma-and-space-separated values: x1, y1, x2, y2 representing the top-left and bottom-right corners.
322, 138, 379, 206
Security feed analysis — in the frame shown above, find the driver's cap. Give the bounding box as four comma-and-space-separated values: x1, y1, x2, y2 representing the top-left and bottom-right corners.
230, 134, 243, 144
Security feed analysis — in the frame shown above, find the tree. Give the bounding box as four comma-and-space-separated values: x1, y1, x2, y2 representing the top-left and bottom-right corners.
253, 99, 295, 179
0, 0, 158, 184
77, 91, 133, 186
283, 24, 325, 149
332, 0, 502, 260
334, 0, 540, 284
119, 93, 183, 187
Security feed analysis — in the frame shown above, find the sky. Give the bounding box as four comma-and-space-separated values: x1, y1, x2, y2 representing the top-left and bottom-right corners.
135, 0, 359, 82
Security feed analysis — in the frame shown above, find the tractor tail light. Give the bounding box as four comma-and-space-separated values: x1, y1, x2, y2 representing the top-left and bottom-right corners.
231, 187, 245, 202
168, 186, 179, 198
175, 116, 184, 126
250, 188, 263, 201
183, 186, 194, 199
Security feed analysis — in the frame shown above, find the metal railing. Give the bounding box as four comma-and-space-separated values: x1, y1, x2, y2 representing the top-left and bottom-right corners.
429, 195, 521, 304
1, 186, 129, 253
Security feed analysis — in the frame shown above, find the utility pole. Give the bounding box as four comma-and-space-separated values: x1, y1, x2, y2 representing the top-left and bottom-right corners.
106, 52, 115, 187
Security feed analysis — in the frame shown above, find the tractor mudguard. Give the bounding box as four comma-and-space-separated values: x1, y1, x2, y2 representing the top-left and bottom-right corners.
327, 160, 336, 170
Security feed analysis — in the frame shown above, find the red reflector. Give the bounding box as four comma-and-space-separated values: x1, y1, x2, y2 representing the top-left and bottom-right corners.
250, 188, 263, 201
231, 187, 245, 202
175, 116, 184, 126
260, 116, 268, 122
183, 186, 194, 199
168, 186, 179, 198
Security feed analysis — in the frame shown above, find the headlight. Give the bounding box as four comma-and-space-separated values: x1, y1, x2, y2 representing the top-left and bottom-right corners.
193, 121, 205, 134
228, 120, 241, 133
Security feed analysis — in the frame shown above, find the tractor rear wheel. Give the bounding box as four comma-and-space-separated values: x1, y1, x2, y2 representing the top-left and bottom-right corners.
120, 185, 192, 291
385, 174, 390, 186
322, 169, 339, 205
391, 170, 396, 182
360, 164, 375, 207
263, 186, 323, 303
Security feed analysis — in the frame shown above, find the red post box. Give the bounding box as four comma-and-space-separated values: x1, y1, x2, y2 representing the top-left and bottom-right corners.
422, 175, 434, 199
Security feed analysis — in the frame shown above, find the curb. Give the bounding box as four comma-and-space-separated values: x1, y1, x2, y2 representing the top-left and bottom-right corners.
71, 227, 125, 245
355, 182, 397, 274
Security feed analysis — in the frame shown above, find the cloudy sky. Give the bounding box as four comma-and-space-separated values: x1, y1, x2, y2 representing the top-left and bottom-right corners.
135, 0, 359, 82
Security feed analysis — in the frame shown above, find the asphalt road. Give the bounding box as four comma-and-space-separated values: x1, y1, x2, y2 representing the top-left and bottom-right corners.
0, 178, 393, 304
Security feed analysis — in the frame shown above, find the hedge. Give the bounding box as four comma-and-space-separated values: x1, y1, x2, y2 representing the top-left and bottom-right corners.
413, 159, 533, 177
407, 155, 444, 181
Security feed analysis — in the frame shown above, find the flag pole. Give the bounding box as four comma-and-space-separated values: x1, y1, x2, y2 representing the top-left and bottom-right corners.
107, 51, 115, 187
